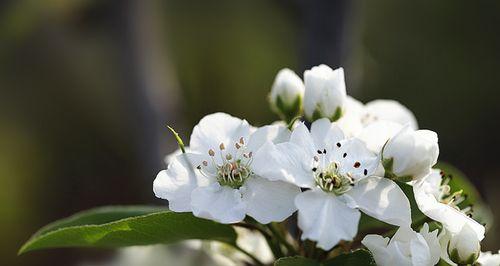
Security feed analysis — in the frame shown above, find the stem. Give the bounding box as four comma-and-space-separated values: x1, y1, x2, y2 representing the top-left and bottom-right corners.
266, 223, 299, 256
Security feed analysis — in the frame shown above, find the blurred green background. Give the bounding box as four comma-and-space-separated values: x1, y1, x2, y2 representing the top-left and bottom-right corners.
1, 0, 499, 265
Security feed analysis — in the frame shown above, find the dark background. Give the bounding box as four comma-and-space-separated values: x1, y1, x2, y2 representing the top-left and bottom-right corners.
1, 0, 499, 265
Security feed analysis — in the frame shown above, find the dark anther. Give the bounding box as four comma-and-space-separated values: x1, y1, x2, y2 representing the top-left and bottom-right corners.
323, 149, 327, 154
343, 153, 347, 158
364, 169, 368, 176
467, 213, 473, 218
319, 173, 323, 178
354, 162, 361, 168
336, 142, 341, 147
350, 183, 355, 186
196, 165, 202, 170
312, 167, 317, 172
317, 150, 322, 154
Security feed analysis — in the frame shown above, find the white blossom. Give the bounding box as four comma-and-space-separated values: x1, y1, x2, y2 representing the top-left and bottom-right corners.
252, 119, 411, 249
153, 112, 300, 224
269, 68, 304, 122
303, 65, 346, 122
413, 169, 485, 240
337, 96, 418, 137
382, 125, 439, 181
362, 223, 441, 266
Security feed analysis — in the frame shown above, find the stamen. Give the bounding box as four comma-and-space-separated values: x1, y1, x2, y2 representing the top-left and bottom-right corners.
226, 154, 232, 160
235, 143, 241, 149
203, 161, 208, 166
239, 137, 244, 145
314, 156, 319, 162
353, 162, 361, 168
208, 149, 215, 156
219, 143, 225, 150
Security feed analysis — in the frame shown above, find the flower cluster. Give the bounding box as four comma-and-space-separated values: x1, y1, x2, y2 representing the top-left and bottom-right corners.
154, 65, 497, 266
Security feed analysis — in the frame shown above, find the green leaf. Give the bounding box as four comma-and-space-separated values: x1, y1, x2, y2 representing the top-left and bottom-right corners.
19, 206, 237, 255
274, 256, 320, 266
323, 249, 376, 266
275, 250, 376, 266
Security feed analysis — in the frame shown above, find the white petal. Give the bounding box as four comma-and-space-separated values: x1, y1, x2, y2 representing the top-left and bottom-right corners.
362, 235, 393, 266
330, 138, 379, 181
357, 121, 403, 153
419, 223, 441, 265
153, 153, 211, 212
310, 118, 345, 151
295, 189, 360, 250
383, 126, 439, 180
413, 173, 485, 240
289, 122, 317, 156
346, 176, 411, 226
336, 96, 365, 137
303, 65, 346, 119
252, 141, 315, 187
365, 99, 418, 130
410, 233, 432, 266
191, 183, 247, 224
270, 68, 304, 104
189, 112, 252, 154
247, 124, 290, 152
242, 177, 300, 224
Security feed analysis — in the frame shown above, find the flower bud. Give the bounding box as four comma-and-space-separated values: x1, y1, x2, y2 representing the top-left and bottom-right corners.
382, 125, 439, 181
303, 65, 346, 122
269, 68, 304, 123
448, 224, 481, 265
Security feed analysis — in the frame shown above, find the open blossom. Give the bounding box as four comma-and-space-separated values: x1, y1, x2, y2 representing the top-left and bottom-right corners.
382, 125, 439, 181
252, 119, 411, 249
303, 65, 346, 122
337, 96, 418, 137
153, 113, 301, 224
413, 169, 485, 240
269, 68, 304, 123
362, 223, 441, 266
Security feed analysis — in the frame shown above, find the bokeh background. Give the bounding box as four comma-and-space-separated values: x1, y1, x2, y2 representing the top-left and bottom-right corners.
1, 0, 499, 265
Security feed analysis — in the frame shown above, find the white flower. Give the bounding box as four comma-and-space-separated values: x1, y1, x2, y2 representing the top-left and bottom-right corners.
153, 113, 301, 224
477, 250, 500, 266
364, 99, 418, 130
438, 225, 481, 266
269, 68, 305, 122
252, 119, 411, 250
337, 96, 418, 137
413, 169, 485, 241
362, 223, 441, 266
382, 125, 439, 181
447, 224, 481, 265
303, 65, 346, 122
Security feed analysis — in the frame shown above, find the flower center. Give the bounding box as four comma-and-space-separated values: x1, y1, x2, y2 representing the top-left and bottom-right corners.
437, 171, 473, 217
197, 137, 253, 189
313, 160, 354, 195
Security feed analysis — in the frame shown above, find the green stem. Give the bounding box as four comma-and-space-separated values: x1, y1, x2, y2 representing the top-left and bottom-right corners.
266, 223, 299, 256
